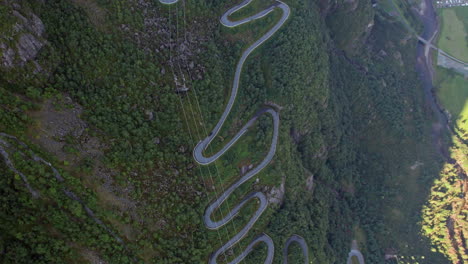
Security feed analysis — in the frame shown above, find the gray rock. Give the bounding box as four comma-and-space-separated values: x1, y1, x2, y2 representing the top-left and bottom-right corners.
12, 10, 28, 24
1, 7, 46, 69
267, 181, 285, 205
306, 174, 314, 192
30, 14, 45, 36
0, 43, 15, 68
17, 33, 43, 63
178, 145, 186, 153
145, 110, 154, 121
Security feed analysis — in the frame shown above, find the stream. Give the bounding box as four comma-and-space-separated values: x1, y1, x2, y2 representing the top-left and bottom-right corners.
415, 0, 451, 159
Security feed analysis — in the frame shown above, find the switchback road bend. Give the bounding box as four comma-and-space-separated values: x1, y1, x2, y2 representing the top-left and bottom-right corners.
159, 0, 309, 263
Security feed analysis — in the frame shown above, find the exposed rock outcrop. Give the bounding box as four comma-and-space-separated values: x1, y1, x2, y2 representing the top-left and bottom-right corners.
306, 174, 314, 192
122, 0, 208, 91
0, 3, 46, 70
266, 179, 285, 205
17, 33, 44, 63
0, 43, 15, 68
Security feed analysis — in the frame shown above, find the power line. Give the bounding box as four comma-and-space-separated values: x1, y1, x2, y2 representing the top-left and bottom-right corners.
162, 1, 232, 261
173, 1, 246, 261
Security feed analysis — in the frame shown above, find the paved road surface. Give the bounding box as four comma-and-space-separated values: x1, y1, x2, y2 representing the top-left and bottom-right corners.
346, 240, 365, 264
283, 235, 309, 264
417, 36, 468, 66
159, 0, 309, 263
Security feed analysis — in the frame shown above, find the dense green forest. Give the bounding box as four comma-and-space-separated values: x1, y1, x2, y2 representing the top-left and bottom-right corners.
0, 0, 453, 263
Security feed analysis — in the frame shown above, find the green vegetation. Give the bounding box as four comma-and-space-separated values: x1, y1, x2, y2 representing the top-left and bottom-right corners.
227, 0, 274, 21
454, 7, 468, 33
437, 7, 468, 62
436, 67, 468, 136
377, 0, 414, 32
0, 4, 15, 35
351, 256, 360, 264
421, 6, 468, 264
421, 159, 468, 264
0, 0, 454, 263
325, 0, 375, 55
0, 135, 136, 263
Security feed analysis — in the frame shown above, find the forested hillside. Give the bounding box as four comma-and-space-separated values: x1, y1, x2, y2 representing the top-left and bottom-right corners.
0, 0, 451, 263
421, 6, 468, 264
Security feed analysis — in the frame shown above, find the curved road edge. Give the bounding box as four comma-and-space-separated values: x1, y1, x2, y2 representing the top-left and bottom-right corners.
346, 240, 365, 264
158, 0, 307, 263
283, 235, 309, 264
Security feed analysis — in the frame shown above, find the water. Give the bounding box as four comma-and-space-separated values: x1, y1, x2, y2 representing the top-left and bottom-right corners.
414, 0, 450, 159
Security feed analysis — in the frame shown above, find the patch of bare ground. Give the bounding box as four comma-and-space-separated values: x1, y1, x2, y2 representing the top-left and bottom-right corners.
400, 33, 413, 46
410, 161, 424, 170
345, 0, 359, 12
341, 179, 355, 196
72, 0, 108, 30
447, 216, 464, 264
28, 95, 102, 164
80, 248, 109, 264
393, 51, 404, 66
306, 173, 314, 192
123, 0, 208, 86
265, 177, 285, 205
92, 164, 137, 214
418, 1, 427, 16
27, 95, 141, 233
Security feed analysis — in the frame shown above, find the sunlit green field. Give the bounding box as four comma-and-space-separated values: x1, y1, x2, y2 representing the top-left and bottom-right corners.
435, 67, 468, 139
437, 7, 468, 62
435, 7, 468, 138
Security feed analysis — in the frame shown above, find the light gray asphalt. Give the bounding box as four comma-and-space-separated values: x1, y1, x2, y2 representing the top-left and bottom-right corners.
159, 0, 179, 4
283, 235, 309, 264
417, 36, 468, 66
346, 240, 365, 264
193, 0, 290, 263
347, 250, 365, 264
158, 0, 309, 263
195, 1, 290, 261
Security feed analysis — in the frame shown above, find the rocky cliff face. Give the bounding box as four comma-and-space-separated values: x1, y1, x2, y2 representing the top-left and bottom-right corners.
0, 2, 45, 73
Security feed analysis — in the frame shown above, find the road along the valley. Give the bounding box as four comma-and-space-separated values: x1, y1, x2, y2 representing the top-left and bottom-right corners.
159, 0, 309, 263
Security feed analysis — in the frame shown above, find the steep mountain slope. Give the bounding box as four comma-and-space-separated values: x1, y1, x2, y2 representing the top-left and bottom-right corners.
0, 0, 451, 263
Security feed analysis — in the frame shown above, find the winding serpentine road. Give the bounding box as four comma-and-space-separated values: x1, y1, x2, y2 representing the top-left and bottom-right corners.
159, 0, 308, 263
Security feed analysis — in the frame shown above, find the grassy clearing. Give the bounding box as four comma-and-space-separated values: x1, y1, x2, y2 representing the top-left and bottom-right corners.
456, 100, 468, 140
437, 7, 468, 62
427, 14, 468, 261
435, 67, 468, 137
454, 7, 468, 30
